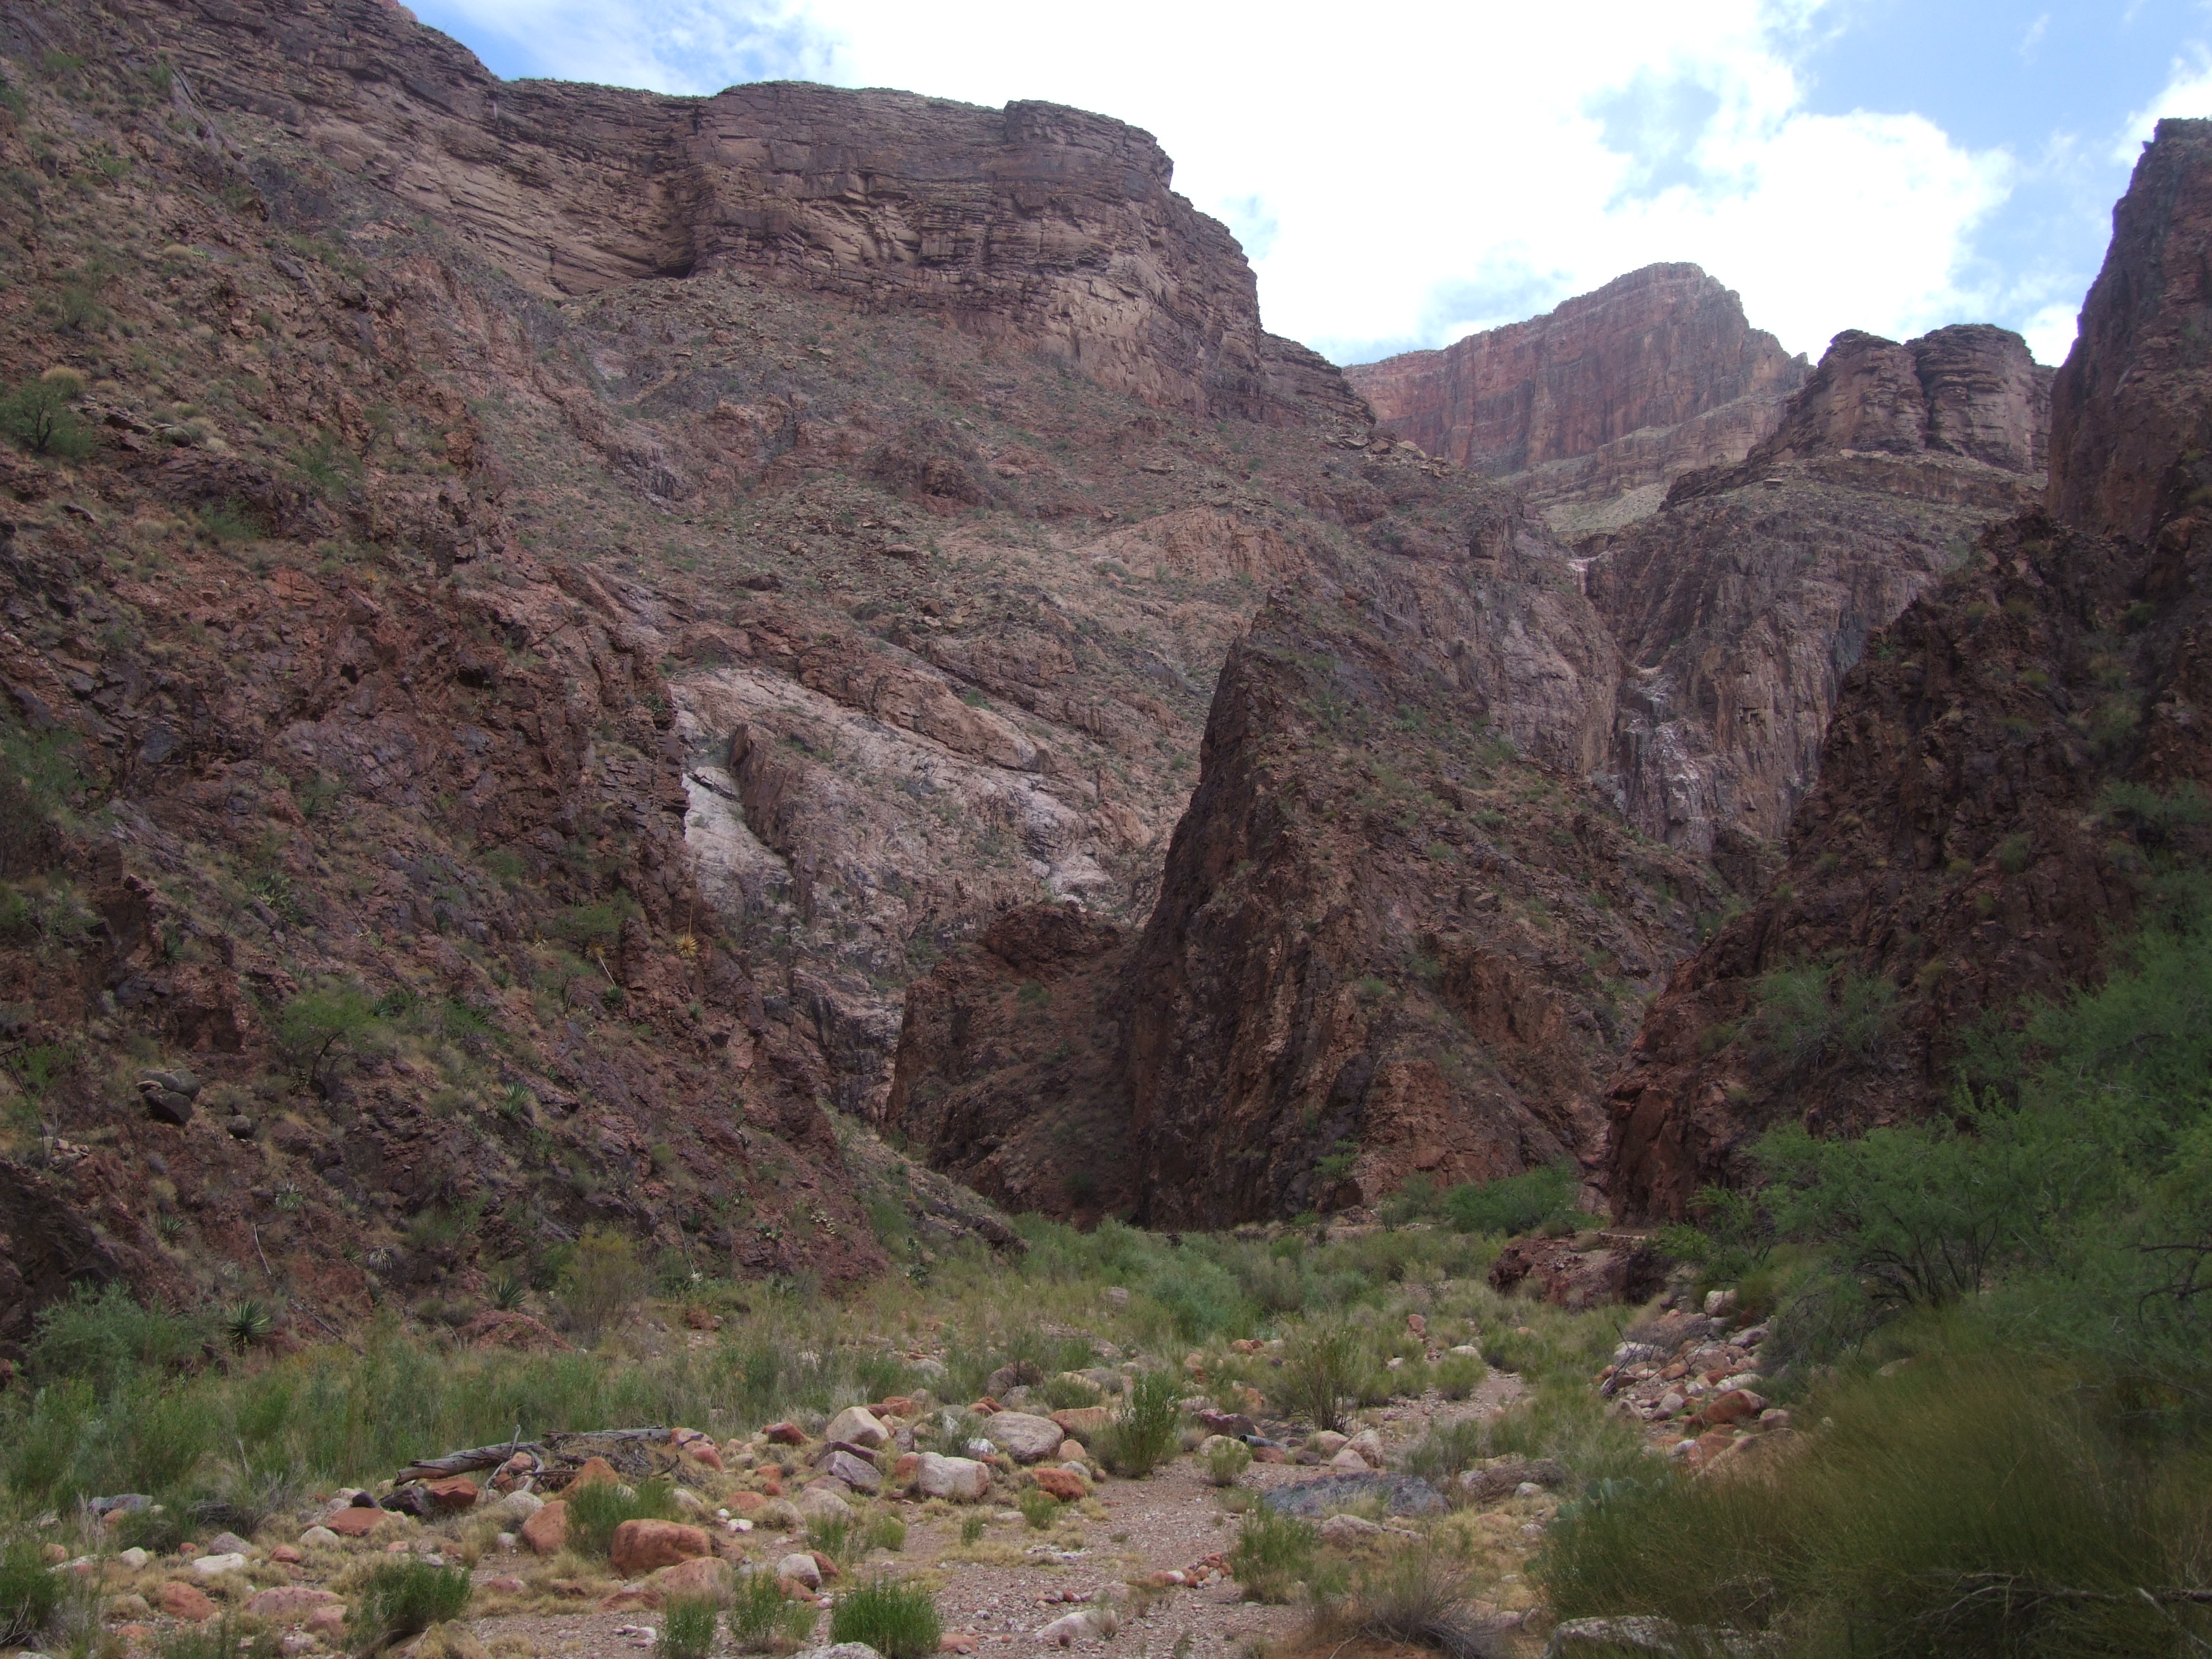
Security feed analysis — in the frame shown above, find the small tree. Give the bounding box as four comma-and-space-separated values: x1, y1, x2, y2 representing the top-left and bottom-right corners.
0, 368, 93, 459
274, 984, 379, 1095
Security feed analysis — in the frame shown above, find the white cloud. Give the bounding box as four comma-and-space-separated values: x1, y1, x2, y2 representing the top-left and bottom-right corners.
413, 0, 2017, 363
2020, 301, 2079, 367
2119, 44, 2212, 162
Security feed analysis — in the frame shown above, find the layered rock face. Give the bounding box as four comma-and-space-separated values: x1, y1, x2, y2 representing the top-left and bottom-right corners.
888, 446, 1725, 1226
1343, 264, 1806, 519
113, 0, 1355, 422
1604, 120, 2212, 1220
1586, 325, 2052, 855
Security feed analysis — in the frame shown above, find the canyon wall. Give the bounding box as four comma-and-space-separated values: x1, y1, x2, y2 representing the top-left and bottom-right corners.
1343, 264, 1806, 516
1605, 120, 2212, 1220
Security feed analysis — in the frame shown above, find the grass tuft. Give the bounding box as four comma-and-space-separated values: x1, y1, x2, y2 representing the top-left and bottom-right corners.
828, 1577, 942, 1659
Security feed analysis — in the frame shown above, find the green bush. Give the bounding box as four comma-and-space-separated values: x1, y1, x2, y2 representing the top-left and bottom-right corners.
1543, 1358, 2211, 1655
658, 1593, 720, 1659
1228, 1505, 1315, 1603
28, 1282, 204, 1382
157, 1613, 282, 1659
0, 1537, 59, 1644
560, 1228, 650, 1342
728, 1568, 813, 1650
1652, 1184, 1774, 1287
568, 1476, 680, 1558
0, 370, 94, 459
1273, 1321, 1372, 1432
807, 1513, 856, 1562
828, 1577, 942, 1659
1311, 1544, 1481, 1656
1017, 1486, 1057, 1530
1753, 963, 1896, 1077
345, 1559, 472, 1653
273, 983, 380, 1092
1439, 1166, 1577, 1236
1202, 1437, 1252, 1487
1401, 1419, 1487, 1485
1092, 1369, 1182, 1478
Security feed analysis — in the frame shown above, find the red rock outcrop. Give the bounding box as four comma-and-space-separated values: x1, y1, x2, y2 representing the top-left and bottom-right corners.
1344, 264, 1805, 485
90, 0, 1356, 425
1603, 120, 2212, 1220
1585, 325, 2052, 856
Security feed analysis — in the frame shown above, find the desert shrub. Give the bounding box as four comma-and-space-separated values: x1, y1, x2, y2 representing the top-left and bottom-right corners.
345, 1559, 472, 1653
658, 1594, 720, 1659
1017, 1486, 1057, 1530
807, 1512, 856, 1561
273, 983, 380, 1093
1228, 1505, 1316, 1603
568, 1476, 680, 1558
1429, 1354, 1483, 1401
828, 1577, 942, 1659
728, 1568, 813, 1650
860, 1513, 906, 1554
28, 1282, 204, 1382
560, 1227, 650, 1341
1652, 1183, 1774, 1287
1145, 1252, 1251, 1339
1439, 1166, 1577, 1237
156, 1614, 282, 1659
1040, 1373, 1102, 1411
1311, 1544, 1493, 1659
1402, 1419, 1488, 1485
0, 370, 94, 459
1543, 1358, 2212, 1655
1754, 963, 1896, 1076
0, 1537, 59, 1645
1092, 1369, 1182, 1478
1273, 1321, 1372, 1432
958, 1514, 986, 1547
1202, 1437, 1252, 1486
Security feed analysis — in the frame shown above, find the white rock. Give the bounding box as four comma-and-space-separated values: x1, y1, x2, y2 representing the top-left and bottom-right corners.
1036, 1609, 1119, 1646
481, 1490, 543, 1525
1719, 1373, 1762, 1393
1346, 1429, 1386, 1467
987, 1412, 1066, 1463
1308, 1431, 1348, 1456
1448, 1344, 1483, 1356
794, 1646, 883, 1659
117, 1548, 150, 1570
297, 1527, 340, 1548
823, 1407, 888, 1450
190, 1552, 249, 1578
497, 1533, 517, 1552
915, 1454, 991, 1502
1657, 1391, 1686, 1416
208, 1532, 254, 1556
1329, 1447, 1370, 1474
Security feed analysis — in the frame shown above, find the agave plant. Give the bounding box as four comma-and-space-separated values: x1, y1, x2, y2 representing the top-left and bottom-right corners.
223, 1298, 273, 1353
489, 1272, 528, 1312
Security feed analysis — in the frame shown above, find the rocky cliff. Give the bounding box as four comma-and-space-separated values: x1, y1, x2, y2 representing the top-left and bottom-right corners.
1585, 325, 2052, 856
1343, 264, 1806, 526
113, 0, 1356, 424
887, 443, 1727, 1226
1604, 120, 2212, 1221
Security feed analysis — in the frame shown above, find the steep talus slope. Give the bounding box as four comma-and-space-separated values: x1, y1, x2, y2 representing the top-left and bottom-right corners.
888, 448, 1726, 1225
1344, 264, 1807, 530
1585, 325, 2051, 856
1605, 120, 2212, 1221
0, 0, 1388, 1336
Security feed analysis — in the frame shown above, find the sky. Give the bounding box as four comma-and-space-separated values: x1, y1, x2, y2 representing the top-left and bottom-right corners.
401, 0, 2212, 370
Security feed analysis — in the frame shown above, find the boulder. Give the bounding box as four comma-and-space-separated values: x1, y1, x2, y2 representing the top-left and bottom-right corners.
160, 1581, 218, 1620
208, 1532, 254, 1556
796, 1484, 853, 1523
1308, 1431, 1348, 1456
1345, 1429, 1386, 1467
1031, 1469, 1086, 1502
481, 1490, 543, 1526
568, 1456, 620, 1490
764, 1422, 807, 1446
915, 1454, 991, 1502
1328, 1447, 1370, 1474
1700, 1389, 1766, 1426
425, 1476, 479, 1511
1049, 1407, 1113, 1443
777, 1552, 823, 1590
297, 1526, 340, 1548
890, 1453, 921, 1487
821, 1451, 882, 1493
651, 1556, 734, 1602
1056, 1440, 1086, 1464
306, 1605, 348, 1640
823, 1407, 888, 1450
988, 1412, 1066, 1463
521, 1499, 569, 1556
245, 1587, 344, 1620
1318, 1514, 1384, 1545
1036, 1608, 1118, 1646
1460, 1459, 1569, 1504
190, 1552, 249, 1578
117, 1548, 150, 1570
609, 1519, 713, 1575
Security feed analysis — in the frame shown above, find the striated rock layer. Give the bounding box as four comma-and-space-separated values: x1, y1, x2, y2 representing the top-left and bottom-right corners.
1586, 325, 2052, 856
105, 0, 1358, 424
1344, 264, 1807, 517
1604, 119, 2212, 1220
